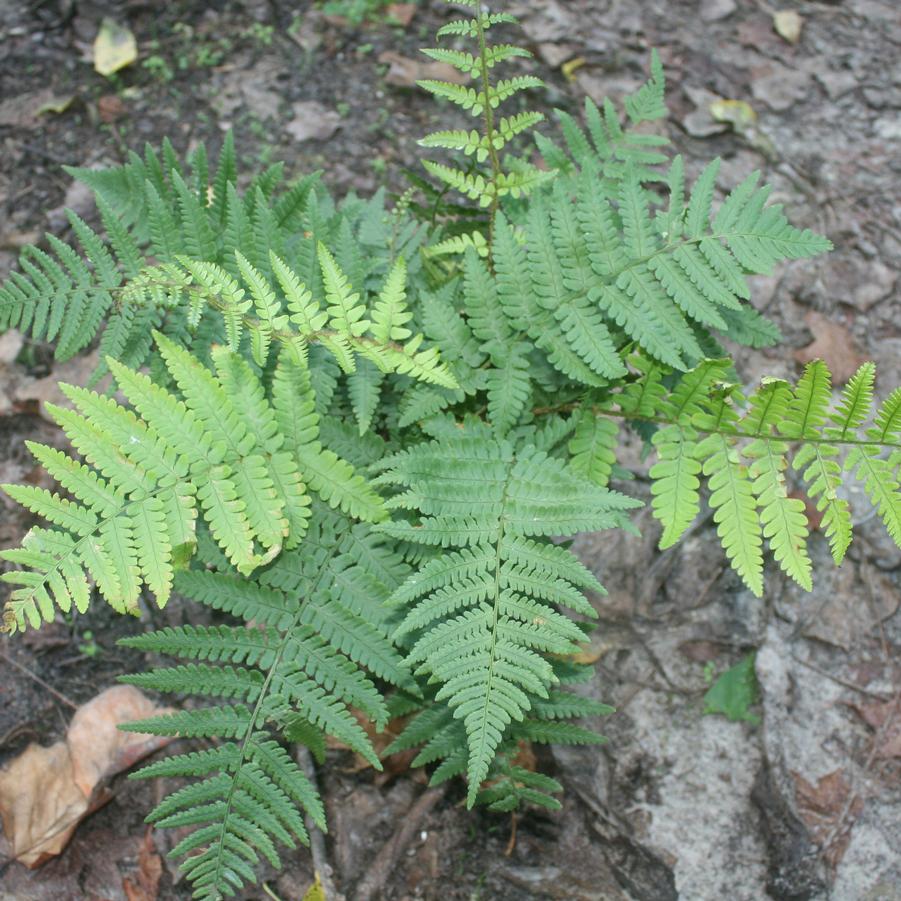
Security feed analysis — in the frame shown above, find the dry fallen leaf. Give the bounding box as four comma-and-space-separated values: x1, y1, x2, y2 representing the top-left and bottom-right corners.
793, 311, 866, 385
851, 697, 901, 759
98, 93, 127, 123
378, 51, 469, 88
385, 3, 416, 26
123, 829, 163, 901
68, 685, 173, 797
0, 89, 74, 129
773, 10, 803, 44
792, 769, 863, 867
93, 18, 138, 77
285, 101, 342, 143
0, 686, 174, 868
0, 742, 88, 867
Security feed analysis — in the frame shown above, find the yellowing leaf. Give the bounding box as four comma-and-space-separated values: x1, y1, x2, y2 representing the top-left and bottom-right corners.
773, 10, 803, 44
709, 98, 757, 129
36, 94, 75, 116
561, 57, 586, 82
303, 875, 327, 901
93, 18, 138, 77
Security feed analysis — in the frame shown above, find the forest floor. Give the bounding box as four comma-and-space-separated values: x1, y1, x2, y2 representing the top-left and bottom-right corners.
0, 0, 900, 899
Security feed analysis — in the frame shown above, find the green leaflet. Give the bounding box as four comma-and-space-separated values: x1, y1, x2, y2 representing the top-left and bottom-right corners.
703, 653, 759, 724
608, 357, 901, 595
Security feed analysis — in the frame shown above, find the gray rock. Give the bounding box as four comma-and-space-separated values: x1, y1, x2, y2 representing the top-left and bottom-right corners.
635, 690, 769, 900
832, 802, 901, 900
700, 0, 737, 21
851, 259, 897, 312
816, 69, 859, 100
752, 65, 810, 111
285, 101, 342, 143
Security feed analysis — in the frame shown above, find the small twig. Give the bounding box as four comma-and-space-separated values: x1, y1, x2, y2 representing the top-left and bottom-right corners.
354, 784, 447, 901
0, 650, 78, 709
790, 655, 892, 701
294, 746, 344, 901
504, 812, 517, 857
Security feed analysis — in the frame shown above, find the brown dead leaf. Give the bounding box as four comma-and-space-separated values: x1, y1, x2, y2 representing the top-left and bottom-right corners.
0, 89, 74, 130
789, 487, 823, 532
323, 709, 423, 785
98, 94, 126, 123
0, 742, 88, 867
123, 829, 163, 901
793, 311, 865, 384
378, 51, 469, 88
68, 685, 174, 797
677, 639, 723, 663
510, 740, 537, 773
0, 686, 174, 868
850, 696, 901, 759
792, 769, 863, 867
385, 3, 416, 26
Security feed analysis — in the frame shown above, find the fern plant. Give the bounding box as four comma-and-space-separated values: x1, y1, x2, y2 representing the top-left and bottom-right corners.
1, 1, 900, 897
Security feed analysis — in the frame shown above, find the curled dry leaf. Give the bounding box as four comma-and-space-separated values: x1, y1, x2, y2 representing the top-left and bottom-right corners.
851, 696, 901, 759
0, 685, 174, 868
123, 828, 163, 901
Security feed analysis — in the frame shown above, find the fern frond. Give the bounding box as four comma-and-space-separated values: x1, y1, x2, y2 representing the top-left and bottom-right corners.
376, 427, 638, 804
607, 358, 901, 592
115, 503, 409, 898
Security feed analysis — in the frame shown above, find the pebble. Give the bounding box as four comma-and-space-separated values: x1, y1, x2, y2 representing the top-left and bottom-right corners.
700, 0, 737, 22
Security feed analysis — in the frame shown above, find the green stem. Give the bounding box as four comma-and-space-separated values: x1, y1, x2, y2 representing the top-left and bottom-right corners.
535, 401, 901, 453
474, 2, 502, 253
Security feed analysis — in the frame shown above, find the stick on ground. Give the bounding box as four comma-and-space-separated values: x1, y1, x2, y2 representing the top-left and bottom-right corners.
353, 785, 446, 901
